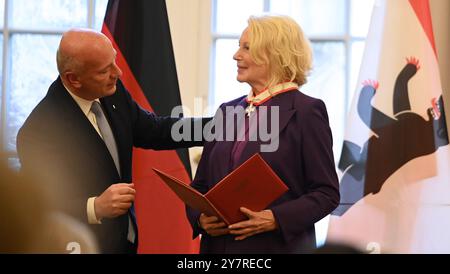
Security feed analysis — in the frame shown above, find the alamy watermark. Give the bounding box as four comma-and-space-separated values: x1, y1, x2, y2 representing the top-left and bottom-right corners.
170, 98, 280, 153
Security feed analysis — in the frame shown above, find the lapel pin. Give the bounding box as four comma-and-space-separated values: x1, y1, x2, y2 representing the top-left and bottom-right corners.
113, 104, 116, 110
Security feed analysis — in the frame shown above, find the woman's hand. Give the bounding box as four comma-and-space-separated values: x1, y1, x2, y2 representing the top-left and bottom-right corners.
198, 213, 229, 237
228, 207, 278, 241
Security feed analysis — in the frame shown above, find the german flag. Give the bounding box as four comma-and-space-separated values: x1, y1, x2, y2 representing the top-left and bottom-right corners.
102, 0, 199, 253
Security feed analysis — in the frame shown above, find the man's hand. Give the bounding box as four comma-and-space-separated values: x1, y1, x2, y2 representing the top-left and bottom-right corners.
199, 213, 229, 237
228, 207, 278, 241
94, 183, 135, 219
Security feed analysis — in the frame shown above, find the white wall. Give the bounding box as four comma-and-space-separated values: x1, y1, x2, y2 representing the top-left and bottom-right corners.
166, 0, 211, 111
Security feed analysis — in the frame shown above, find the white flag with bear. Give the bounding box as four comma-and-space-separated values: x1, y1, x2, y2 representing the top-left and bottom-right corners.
327, 0, 450, 253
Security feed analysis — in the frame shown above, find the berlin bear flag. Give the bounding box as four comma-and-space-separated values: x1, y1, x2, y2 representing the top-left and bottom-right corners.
102, 0, 199, 253
327, 0, 450, 253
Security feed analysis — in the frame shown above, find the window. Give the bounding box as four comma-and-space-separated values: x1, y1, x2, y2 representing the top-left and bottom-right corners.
0, 0, 108, 166
211, 0, 375, 246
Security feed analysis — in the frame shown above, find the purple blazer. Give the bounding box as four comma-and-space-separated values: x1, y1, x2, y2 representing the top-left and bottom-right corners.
186, 90, 340, 254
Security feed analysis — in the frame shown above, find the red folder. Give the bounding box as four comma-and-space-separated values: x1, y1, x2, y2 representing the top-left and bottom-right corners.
152, 153, 289, 225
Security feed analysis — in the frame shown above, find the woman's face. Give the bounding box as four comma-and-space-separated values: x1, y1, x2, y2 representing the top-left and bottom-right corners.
233, 28, 269, 93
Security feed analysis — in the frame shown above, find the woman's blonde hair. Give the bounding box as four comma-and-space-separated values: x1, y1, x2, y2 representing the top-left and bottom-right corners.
247, 15, 313, 88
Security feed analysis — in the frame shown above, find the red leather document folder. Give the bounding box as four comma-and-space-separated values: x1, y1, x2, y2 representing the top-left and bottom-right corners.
152, 153, 289, 225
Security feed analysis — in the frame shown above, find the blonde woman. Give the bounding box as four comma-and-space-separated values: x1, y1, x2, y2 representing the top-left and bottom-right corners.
186, 15, 340, 253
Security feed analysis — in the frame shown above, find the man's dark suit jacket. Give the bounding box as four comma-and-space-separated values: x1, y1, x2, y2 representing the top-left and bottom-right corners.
17, 77, 204, 253
186, 90, 340, 253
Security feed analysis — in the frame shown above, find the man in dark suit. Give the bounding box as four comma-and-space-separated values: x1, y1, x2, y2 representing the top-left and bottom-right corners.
17, 29, 205, 253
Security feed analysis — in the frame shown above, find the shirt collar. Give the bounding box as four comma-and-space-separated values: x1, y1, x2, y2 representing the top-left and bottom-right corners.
63, 84, 100, 116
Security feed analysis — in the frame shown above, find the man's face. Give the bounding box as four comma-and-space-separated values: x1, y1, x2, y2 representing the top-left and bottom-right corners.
76, 40, 123, 100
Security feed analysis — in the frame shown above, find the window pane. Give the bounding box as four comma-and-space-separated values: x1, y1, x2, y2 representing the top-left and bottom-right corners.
0, 0, 4, 28
350, 41, 365, 111
6, 34, 60, 152
351, 0, 375, 37
10, 0, 88, 29
95, 0, 109, 31
212, 39, 248, 112
302, 42, 345, 160
215, 0, 264, 34
270, 0, 346, 36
